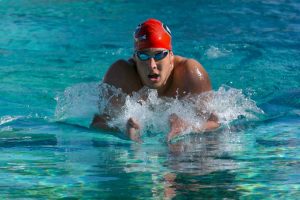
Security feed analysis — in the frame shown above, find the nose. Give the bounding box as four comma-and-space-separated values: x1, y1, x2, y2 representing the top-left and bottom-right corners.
148, 58, 157, 70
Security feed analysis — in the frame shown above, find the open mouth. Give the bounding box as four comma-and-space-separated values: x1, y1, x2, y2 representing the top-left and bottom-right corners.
148, 74, 160, 82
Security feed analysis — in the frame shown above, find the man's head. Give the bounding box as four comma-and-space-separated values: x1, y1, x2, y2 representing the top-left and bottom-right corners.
133, 19, 174, 90
134, 18, 172, 51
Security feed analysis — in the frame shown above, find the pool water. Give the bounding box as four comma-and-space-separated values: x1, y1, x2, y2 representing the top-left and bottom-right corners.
0, 0, 299, 199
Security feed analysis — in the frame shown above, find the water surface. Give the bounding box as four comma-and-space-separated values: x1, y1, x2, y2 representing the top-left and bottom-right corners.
0, 0, 299, 199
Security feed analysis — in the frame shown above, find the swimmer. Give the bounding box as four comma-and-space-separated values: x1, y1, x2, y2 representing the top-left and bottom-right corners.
91, 18, 220, 142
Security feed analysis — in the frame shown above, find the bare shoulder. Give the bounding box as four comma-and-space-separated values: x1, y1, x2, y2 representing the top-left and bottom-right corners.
174, 56, 212, 93
103, 59, 142, 94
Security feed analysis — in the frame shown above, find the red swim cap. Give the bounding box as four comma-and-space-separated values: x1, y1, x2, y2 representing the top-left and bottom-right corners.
134, 18, 172, 51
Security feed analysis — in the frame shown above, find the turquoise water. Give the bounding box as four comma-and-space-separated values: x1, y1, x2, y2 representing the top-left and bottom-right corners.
0, 0, 299, 199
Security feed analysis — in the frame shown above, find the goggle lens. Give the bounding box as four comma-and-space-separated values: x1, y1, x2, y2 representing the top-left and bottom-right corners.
136, 50, 169, 61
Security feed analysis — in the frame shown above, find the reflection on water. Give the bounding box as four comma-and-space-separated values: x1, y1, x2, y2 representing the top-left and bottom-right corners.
164, 132, 242, 199
0, 0, 299, 198
89, 127, 244, 199
0, 107, 298, 198
51, 77, 266, 199
167, 133, 240, 174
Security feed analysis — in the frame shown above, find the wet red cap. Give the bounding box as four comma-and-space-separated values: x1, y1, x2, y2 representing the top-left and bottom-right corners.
134, 18, 172, 51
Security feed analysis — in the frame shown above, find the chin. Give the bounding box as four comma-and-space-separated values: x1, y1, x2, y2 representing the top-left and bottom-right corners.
146, 82, 163, 89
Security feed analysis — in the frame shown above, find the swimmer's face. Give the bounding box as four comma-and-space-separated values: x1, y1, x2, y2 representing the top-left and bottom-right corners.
134, 48, 174, 90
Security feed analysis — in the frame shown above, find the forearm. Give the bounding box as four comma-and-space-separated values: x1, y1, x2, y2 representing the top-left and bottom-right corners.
201, 120, 220, 132
171, 113, 220, 132
90, 114, 118, 132
168, 113, 220, 142
91, 114, 142, 143
201, 113, 220, 132
171, 118, 220, 134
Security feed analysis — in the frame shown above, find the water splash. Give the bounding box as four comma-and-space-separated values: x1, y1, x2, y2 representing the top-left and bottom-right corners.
205, 46, 231, 59
54, 82, 99, 127
55, 82, 264, 135
208, 85, 264, 124
0, 115, 22, 126
106, 85, 263, 135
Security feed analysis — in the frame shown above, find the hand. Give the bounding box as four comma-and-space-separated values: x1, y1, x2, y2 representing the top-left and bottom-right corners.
90, 114, 117, 131
167, 113, 220, 143
126, 118, 142, 143
167, 114, 188, 142
203, 113, 220, 131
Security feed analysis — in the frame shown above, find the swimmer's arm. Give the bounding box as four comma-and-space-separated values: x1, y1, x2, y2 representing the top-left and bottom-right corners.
90, 59, 144, 141
168, 113, 219, 142
91, 61, 127, 131
103, 59, 142, 94
90, 114, 118, 131
199, 113, 220, 131
184, 59, 221, 130
90, 60, 136, 131
91, 114, 142, 143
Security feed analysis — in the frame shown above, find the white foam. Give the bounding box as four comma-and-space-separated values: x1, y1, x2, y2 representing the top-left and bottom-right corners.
54, 82, 99, 126
205, 46, 231, 59
0, 115, 22, 126
55, 82, 264, 134
207, 85, 264, 124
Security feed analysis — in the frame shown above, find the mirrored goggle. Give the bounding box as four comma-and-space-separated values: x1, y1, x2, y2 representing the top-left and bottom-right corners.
136, 50, 169, 61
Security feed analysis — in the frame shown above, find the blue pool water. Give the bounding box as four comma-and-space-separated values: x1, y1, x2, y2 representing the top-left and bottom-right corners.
0, 0, 299, 199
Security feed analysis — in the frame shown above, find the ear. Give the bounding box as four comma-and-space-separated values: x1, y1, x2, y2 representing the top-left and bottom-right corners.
169, 51, 174, 60
169, 50, 174, 63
